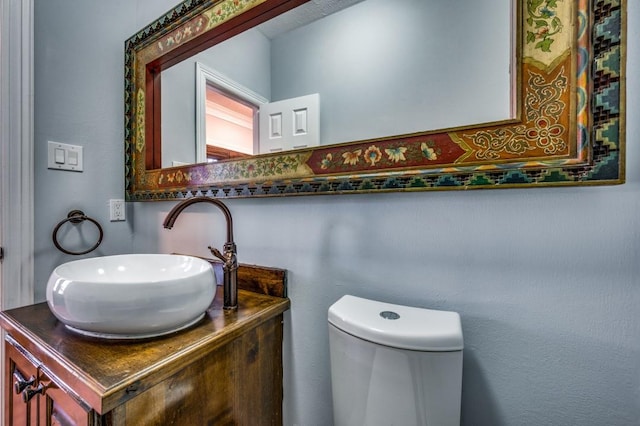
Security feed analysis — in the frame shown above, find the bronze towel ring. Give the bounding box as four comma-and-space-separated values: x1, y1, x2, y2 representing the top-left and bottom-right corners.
52, 210, 103, 255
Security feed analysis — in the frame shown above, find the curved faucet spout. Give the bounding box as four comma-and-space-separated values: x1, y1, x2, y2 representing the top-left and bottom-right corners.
163, 196, 238, 310
163, 196, 234, 243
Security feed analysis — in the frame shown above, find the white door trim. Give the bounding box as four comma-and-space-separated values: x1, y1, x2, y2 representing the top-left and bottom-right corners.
0, 0, 35, 309
195, 62, 268, 162
1, 0, 34, 419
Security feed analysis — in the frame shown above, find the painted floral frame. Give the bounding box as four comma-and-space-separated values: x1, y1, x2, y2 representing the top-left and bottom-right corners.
124, 0, 626, 200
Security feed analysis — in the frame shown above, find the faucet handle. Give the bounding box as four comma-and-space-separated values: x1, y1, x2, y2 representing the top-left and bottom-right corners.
208, 246, 225, 262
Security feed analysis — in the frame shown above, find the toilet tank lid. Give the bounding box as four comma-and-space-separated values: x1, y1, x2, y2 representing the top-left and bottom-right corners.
328, 295, 463, 351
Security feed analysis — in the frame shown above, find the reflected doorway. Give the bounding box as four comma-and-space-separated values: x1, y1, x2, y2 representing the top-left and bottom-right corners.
204, 84, 258, 161
196, 62, 268, 164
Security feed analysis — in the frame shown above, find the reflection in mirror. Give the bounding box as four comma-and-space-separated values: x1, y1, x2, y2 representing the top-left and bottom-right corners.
160, 0, 512, 167
161, 28, 271, 167
195, 63, 267, 164
202, 83, 258, 160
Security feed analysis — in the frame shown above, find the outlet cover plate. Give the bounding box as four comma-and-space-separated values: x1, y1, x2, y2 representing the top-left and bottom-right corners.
109, 199, 125, 221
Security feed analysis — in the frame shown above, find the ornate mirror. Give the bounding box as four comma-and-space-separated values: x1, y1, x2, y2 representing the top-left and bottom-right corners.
124, 0, 625, 200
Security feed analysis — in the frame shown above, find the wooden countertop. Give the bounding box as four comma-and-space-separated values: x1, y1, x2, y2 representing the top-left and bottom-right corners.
0, 286, 290, 414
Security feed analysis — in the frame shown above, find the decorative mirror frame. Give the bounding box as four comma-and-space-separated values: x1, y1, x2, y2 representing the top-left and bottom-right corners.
124, 0, 626, 201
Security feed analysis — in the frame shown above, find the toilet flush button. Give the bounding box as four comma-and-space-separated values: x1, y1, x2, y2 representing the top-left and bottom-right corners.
380, 311, 400, 320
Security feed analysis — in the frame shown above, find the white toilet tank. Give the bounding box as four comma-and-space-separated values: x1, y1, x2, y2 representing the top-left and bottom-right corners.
328, 295, 463, 426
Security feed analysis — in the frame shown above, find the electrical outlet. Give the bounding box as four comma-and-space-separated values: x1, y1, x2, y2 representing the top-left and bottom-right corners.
109, 199, 125, 222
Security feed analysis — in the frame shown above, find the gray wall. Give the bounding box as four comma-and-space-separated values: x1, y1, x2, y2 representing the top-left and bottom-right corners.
33, 0, 141, 295
33, 1, 640, 425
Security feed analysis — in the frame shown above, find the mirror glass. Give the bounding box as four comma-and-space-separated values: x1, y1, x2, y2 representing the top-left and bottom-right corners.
160, 0, 513, 168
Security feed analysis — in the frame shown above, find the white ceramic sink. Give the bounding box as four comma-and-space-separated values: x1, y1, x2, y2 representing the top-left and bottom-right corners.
46, 254, 216, 339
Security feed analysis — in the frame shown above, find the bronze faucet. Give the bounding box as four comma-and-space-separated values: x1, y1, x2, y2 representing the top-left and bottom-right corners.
163, 197, 238, 310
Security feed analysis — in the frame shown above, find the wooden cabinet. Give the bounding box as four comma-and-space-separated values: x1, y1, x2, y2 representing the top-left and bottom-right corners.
2, 279, 289, 426
5, 337, 93, 425
6, 341, 39, 425
38, 370, 94, 425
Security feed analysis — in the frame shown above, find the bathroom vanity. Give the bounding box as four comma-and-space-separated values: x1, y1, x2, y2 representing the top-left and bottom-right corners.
1, 264, 289, 425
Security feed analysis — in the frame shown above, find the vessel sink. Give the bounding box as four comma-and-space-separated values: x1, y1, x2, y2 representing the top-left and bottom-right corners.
46, 254, 216, 339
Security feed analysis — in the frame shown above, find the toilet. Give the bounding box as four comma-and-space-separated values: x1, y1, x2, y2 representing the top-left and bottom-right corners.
328, 295, 463, 426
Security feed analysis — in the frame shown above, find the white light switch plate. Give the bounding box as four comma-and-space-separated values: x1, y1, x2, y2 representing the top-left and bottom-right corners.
47, 141, 83, 172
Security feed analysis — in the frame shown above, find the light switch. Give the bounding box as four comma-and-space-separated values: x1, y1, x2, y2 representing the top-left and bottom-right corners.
68, 150, 78, 166
47, 141, 84, 172
54, 148, 65, 164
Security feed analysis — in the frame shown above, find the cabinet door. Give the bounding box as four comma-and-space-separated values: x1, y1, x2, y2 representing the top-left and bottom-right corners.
37, 372, 93, 426
5, 342, 39, 426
